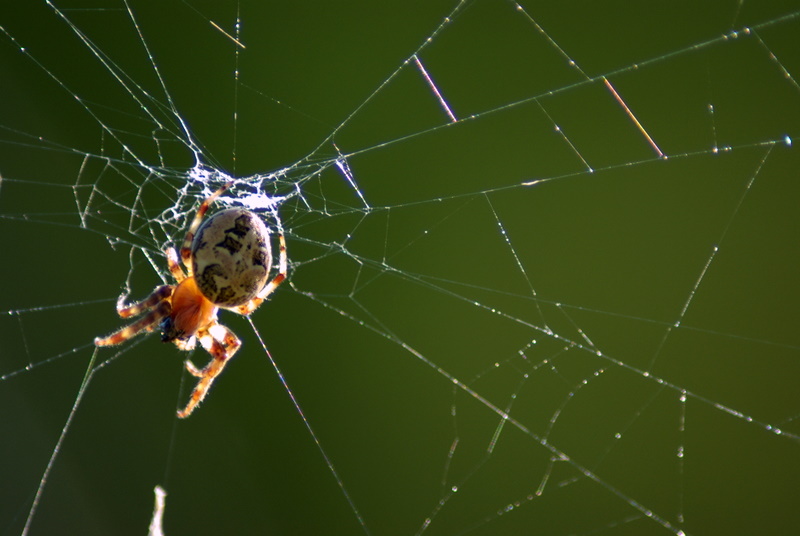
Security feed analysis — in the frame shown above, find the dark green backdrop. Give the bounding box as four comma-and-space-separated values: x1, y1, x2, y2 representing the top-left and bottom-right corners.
1, 1, 799, 535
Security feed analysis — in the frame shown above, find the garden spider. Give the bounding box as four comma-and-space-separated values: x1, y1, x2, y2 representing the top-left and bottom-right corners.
95, 183, 287, 418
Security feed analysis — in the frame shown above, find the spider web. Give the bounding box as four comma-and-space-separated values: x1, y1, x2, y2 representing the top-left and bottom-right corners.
1, 1, 799, 535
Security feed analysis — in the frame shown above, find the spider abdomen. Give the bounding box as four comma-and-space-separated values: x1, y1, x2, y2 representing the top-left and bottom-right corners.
192, 208, 272, 307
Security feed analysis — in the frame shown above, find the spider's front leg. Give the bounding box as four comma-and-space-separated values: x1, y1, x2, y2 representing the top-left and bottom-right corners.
116, 285, 173, 319
177, 322, 241, 418
95, 289, 173, 346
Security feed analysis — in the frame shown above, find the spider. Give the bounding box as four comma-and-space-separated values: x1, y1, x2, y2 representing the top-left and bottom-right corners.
95, 183, 287, 418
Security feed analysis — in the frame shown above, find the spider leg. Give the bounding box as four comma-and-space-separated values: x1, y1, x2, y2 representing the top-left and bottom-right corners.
96, 300, 172, 346
115, 285, 173, 319
166, 247, 186, 282
173, 336, 197, 352
177, 322, 241, 418
180, 182, 233, 268
233, 233, 288, 316
185, 359, 204, 378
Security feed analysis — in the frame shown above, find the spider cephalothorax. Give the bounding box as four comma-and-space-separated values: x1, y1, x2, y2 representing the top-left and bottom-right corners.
95, 183, 287, 418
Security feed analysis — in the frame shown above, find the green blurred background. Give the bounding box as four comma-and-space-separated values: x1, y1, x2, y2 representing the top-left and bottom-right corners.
1, 1, 799, 535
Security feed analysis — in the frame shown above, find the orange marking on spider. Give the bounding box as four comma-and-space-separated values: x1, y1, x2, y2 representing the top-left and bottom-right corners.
95, 183, 288, 418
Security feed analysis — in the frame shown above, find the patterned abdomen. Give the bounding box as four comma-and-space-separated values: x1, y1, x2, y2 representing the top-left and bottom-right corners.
192, 208, 272, 307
